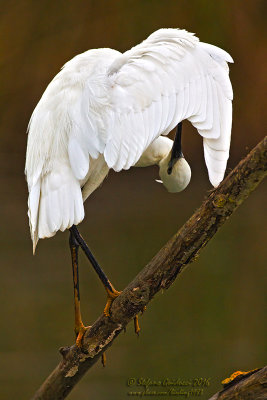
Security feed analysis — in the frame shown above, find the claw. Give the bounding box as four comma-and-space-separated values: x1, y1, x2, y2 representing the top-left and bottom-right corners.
104, 284, 121, 316
134, 315, 140, 336
101, 352, 107, 367
134, 306, 147, 335
75, 323, 90, 348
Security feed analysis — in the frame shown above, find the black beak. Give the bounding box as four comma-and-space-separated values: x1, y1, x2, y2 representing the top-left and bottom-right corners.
167, 122, 183, 175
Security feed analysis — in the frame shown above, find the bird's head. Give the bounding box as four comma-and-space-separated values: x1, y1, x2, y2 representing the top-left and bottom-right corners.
158, 151, 191, 193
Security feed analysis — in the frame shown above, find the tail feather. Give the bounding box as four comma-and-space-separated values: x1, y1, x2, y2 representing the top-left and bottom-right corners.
28, 163, 84, 253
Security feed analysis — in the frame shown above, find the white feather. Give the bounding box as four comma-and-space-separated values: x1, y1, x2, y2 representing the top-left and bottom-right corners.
25, 28, 234, 250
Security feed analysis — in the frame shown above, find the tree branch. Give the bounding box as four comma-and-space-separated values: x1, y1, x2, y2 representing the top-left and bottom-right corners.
208, 366, 267, 399
32, 136, 267, 400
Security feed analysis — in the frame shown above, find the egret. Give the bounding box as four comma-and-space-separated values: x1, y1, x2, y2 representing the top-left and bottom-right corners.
25, 28, 233, 349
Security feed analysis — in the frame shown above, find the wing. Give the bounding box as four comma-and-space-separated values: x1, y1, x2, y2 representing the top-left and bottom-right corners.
25, 48, 120, 250
103, 28, 233, 187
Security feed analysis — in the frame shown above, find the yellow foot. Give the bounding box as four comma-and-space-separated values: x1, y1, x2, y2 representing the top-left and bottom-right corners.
101, 352, 106, 367
134, 315, 140, 336
75, 323, 91, 348
104, 284, 121, 317
134, 305, 146, 335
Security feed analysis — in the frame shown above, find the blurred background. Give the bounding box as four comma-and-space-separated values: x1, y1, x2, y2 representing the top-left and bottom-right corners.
0, 1, 266, 398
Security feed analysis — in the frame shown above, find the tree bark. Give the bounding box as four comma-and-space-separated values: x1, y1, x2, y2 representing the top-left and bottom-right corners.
209, 366, 267, 399
32, 136, 267, 400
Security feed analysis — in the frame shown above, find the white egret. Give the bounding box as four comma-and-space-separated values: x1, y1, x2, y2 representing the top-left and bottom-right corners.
25, 28, 233, 348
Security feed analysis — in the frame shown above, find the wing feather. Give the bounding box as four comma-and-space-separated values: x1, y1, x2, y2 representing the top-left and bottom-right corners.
104, 29, 233, 187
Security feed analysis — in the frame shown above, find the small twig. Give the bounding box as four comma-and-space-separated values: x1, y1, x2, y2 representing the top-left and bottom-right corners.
32, 136, 267, 400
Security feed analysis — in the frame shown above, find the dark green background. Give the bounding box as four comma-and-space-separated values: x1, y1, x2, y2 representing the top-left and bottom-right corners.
0, 1, 266, 398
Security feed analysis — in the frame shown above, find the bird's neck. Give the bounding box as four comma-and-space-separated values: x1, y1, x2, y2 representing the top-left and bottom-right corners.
135, 136, 173, 167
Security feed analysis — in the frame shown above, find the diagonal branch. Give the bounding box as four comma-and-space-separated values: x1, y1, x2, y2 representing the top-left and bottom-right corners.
32, 136, 267, 400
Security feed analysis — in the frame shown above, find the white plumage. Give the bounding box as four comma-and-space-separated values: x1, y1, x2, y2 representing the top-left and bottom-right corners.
25, 28, 233, 252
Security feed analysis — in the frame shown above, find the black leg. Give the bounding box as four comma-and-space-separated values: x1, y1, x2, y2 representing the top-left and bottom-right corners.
69, 230, 88, 346
70, 225, 113, 292
69, 226, 141, 339
168, 122, 183, 175
69, 225, 121, 316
